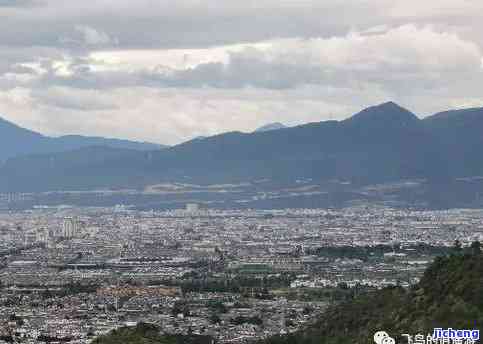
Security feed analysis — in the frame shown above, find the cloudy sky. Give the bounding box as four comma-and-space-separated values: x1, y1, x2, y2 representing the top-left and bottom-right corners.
1, 0, 482, 145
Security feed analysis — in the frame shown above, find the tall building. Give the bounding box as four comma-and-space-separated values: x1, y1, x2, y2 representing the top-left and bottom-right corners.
36, 228, 49, 244
62, 217, 80, 238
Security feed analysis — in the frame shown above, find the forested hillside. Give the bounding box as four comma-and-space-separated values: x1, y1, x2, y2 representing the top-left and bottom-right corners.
262, 246, 483, 344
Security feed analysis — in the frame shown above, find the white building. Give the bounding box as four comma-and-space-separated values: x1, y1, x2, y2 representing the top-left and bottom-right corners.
186, 203, 199, 212
62, 217, 80, 238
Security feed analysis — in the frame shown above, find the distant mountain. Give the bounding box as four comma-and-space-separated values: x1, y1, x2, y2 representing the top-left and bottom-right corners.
54, 135, 165, 152
343, 101, 420, 128
423, 107, 483, 177
0, 146, 147, 192
0, 116, 46, 161
1, 102, 483, 192
0, 115, 166, 162
254, 122, 287, 132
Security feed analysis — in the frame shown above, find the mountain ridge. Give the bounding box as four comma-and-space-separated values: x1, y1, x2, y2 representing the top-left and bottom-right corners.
0, 114, 166, 162
254, 122, 288, 132
1, 102, 483, 192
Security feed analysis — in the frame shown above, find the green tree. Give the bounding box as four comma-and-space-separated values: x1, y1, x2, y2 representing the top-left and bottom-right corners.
453, 239, 462, 253
209, 314, 221, 324
470, 241, 481, 255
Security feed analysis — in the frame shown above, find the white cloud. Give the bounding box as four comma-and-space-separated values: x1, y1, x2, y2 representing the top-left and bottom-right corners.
75, 25, 114, 46
0, 2, 483, 145
31, 87, 120, 111
231, 25, 482, 76
18, 25, 480, 91
58, 25, 116, 48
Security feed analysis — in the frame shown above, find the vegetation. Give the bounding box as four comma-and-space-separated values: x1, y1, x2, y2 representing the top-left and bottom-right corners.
274, 284, 372, 302
92, 323, 213, 344
230, 316, 263, 326
309, 244, 454, 262
261, 248, 483, 344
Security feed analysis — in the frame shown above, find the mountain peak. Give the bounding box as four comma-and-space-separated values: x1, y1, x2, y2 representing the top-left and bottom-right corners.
345, 101, 419, 127
378, 100, 402, 109
254, 122, 287, 133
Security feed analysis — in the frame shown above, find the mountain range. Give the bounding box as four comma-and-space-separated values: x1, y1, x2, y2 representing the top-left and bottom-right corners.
1, 102, 483, 193
0, 115, 166, 162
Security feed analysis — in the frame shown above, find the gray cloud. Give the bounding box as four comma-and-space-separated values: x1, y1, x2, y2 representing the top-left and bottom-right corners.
58, 25, 118, 48
0, 1, 482, 144
0, 1, 481, 50
22, 25, 482, 95
0, 0, 40, 7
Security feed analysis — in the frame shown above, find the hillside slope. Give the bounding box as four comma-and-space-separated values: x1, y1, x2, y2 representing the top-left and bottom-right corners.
423, 107, 483, 177
0, 115, 164, 162
262, 250, 483, 344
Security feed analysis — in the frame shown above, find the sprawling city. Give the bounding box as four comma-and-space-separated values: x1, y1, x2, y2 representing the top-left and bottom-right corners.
0, 202, 481, 343
2, 0, 483, 343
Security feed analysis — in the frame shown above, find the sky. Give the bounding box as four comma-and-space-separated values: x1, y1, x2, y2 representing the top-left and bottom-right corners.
0, 0, 482, 145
